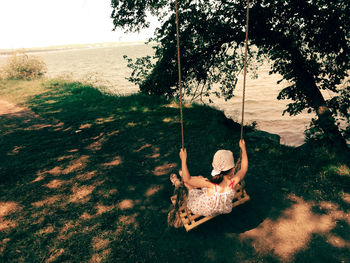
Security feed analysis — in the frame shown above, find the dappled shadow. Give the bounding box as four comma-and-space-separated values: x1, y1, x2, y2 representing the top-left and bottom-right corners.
102, 156, 122, 167
0, 201, 21, 232
153, 162, 177, 176
91, 233, 112, 263
31, 195, 61, 208
239, 194, 349, 261
0, 81, 349, 262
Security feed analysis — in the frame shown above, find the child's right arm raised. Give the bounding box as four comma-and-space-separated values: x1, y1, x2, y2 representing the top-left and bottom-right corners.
179, 148, 213, 189
233, 139, 248, 184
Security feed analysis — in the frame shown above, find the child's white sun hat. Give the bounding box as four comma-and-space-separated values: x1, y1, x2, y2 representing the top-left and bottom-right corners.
211, 150, 235, 176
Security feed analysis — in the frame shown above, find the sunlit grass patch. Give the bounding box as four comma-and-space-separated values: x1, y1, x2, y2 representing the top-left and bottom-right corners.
117, 199, 135, 210
322, 164, 350, 177
0, 79, 47, 105
31, 195, 62, 208
240, 194, 350, 262
342, 193, 350, 204
91, 232, 112, 262
102, 156, 122, 167
0, 201, 22, 231
334, 164, 350, 177
163, 101, 193, 108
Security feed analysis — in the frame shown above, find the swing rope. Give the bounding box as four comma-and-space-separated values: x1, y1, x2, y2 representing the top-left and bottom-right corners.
175, 0, 250, 146
241, 0, 250, 140
170, 0, 251, 231
175, 0, 184, 149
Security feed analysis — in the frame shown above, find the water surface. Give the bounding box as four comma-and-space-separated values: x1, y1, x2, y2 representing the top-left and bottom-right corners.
0, 44, 315, 146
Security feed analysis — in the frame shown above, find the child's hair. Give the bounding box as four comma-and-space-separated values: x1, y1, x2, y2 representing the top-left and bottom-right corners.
208, 168, 233, 184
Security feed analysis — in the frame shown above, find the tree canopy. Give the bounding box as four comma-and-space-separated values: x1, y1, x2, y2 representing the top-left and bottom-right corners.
111, 0, 350, 148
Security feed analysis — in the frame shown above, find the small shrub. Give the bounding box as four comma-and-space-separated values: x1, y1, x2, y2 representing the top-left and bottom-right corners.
1, 52, 47, 80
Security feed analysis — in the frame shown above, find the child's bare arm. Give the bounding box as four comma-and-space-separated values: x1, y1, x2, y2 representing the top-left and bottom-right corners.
185, 176, 212, 188
233, 139, 248, 184
179, 149, 212, 188
179, 148, 191, 182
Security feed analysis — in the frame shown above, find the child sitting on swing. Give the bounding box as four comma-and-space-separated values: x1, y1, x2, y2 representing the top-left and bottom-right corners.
171, 139, 248, 217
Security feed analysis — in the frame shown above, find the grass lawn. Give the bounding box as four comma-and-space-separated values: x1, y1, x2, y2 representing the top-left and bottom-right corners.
0, 78, 349, 262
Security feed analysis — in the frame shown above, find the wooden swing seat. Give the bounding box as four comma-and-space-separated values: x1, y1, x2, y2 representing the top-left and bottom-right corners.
171, 181, 250, 231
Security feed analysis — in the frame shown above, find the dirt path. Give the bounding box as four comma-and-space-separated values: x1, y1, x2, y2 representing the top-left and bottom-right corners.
0, 99, 26, 115
0, 98, 41, 121
0, 98, 51, 130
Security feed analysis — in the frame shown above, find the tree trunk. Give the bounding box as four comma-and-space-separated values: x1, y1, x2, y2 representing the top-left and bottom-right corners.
250, 7, 348, 151
290, 49, 349, 151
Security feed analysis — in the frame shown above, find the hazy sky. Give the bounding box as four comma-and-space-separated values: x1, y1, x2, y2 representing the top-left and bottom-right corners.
0, 0, 159, 49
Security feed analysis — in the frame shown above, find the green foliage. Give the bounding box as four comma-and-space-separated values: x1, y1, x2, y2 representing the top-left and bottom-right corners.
111, 0, 350, 146
1, 52, 47, 80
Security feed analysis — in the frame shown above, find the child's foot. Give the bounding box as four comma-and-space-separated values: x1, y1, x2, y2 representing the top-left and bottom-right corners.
170, 173, 181, 188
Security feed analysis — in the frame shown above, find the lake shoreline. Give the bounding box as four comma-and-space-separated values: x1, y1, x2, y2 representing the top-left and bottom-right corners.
0, 44, 315, 146
0, 41, 147, 56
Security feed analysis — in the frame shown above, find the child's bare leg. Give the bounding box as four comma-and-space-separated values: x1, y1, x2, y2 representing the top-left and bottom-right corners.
170, 173, 181, 188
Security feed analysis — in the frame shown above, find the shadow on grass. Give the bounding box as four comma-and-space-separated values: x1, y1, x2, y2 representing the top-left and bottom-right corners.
0, 79, 349, 262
